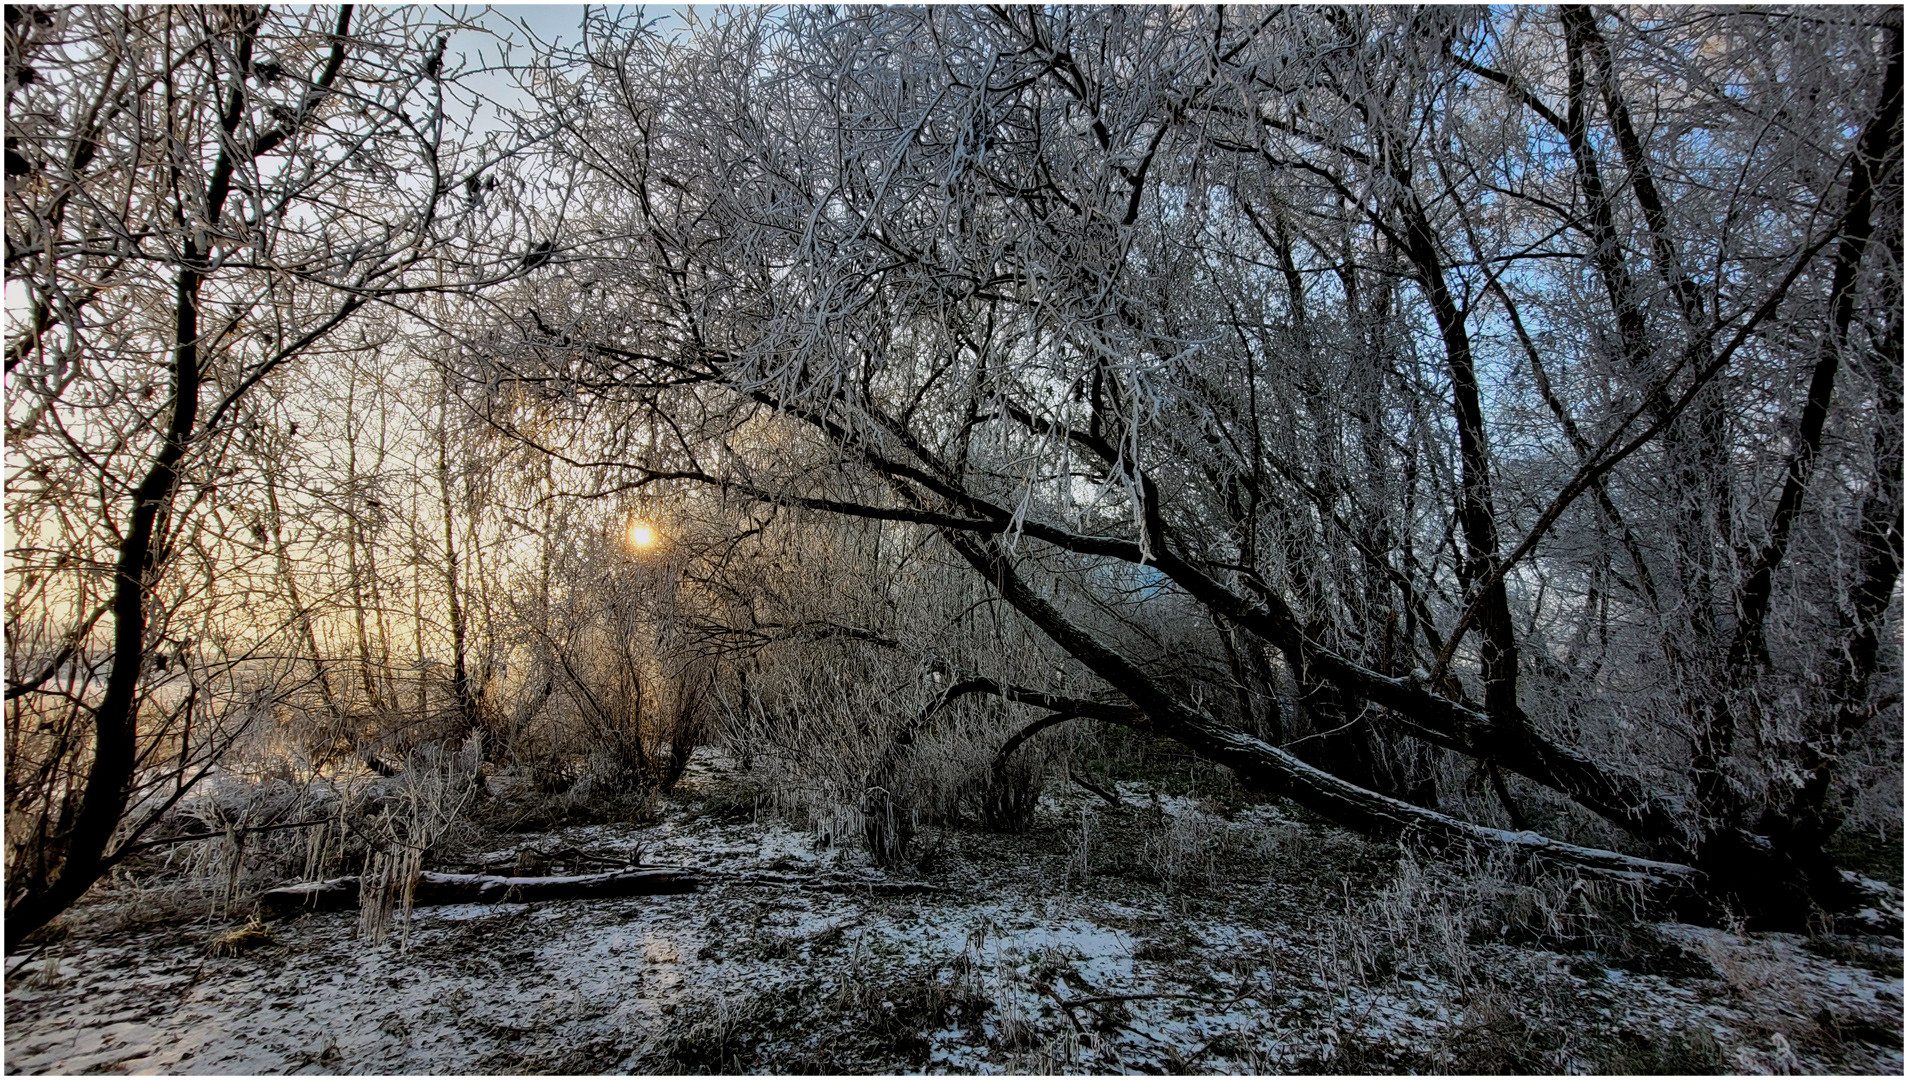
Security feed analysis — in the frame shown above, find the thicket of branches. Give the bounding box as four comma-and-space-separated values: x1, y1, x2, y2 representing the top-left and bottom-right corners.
483, 5, 1901, 916
4, 5, 1901, 948
1, 3, 546, 947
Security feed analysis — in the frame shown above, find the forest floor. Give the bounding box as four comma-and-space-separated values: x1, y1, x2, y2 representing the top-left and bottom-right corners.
5, 755, 1903, 1075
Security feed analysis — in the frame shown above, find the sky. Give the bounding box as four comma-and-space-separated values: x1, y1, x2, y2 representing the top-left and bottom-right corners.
487, 4, 593, 45
445, 5, 696, 130
471, 6, 695, 55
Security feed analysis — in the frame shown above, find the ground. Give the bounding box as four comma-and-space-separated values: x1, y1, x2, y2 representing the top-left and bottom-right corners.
5, 758, 1902, 1075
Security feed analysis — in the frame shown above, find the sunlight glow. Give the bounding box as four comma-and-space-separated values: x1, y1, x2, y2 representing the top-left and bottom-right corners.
627, 520, 658, 550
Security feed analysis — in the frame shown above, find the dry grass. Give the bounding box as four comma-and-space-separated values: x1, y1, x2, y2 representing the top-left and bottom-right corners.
357, 735, 486, 945
206, 918, 277, 957
1144, 809, 1221, 886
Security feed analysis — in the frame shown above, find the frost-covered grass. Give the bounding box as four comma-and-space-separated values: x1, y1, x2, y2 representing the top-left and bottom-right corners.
5, 756, 1901, 1074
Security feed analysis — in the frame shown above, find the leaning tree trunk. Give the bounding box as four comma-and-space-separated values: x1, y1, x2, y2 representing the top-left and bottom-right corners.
3, 207, 222, 953
945, 531, 1702, 890
4, 273, 204, 954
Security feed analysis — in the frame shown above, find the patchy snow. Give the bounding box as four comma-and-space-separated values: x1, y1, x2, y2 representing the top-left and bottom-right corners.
6, 770, 1902, 1074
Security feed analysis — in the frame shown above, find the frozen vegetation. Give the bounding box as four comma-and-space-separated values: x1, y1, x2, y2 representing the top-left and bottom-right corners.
6, 7, 1903, 1075
6, 754, 1901, 1075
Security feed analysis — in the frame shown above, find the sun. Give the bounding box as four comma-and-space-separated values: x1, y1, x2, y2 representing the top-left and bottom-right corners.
627, 520, 658, 550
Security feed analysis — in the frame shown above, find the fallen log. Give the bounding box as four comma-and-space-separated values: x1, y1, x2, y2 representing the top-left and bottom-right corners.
457, 845, 635, 875
712, 870, 945, 896
257, 867, 699, 918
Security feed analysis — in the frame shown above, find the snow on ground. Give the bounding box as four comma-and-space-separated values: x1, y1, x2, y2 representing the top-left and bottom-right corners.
5, 761, 1902, 1074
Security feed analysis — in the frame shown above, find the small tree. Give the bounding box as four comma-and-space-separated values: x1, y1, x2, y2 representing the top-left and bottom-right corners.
3, 4, 528, 949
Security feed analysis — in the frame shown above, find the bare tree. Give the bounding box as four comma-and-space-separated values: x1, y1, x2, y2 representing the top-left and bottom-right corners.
3, 4, 529, 949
